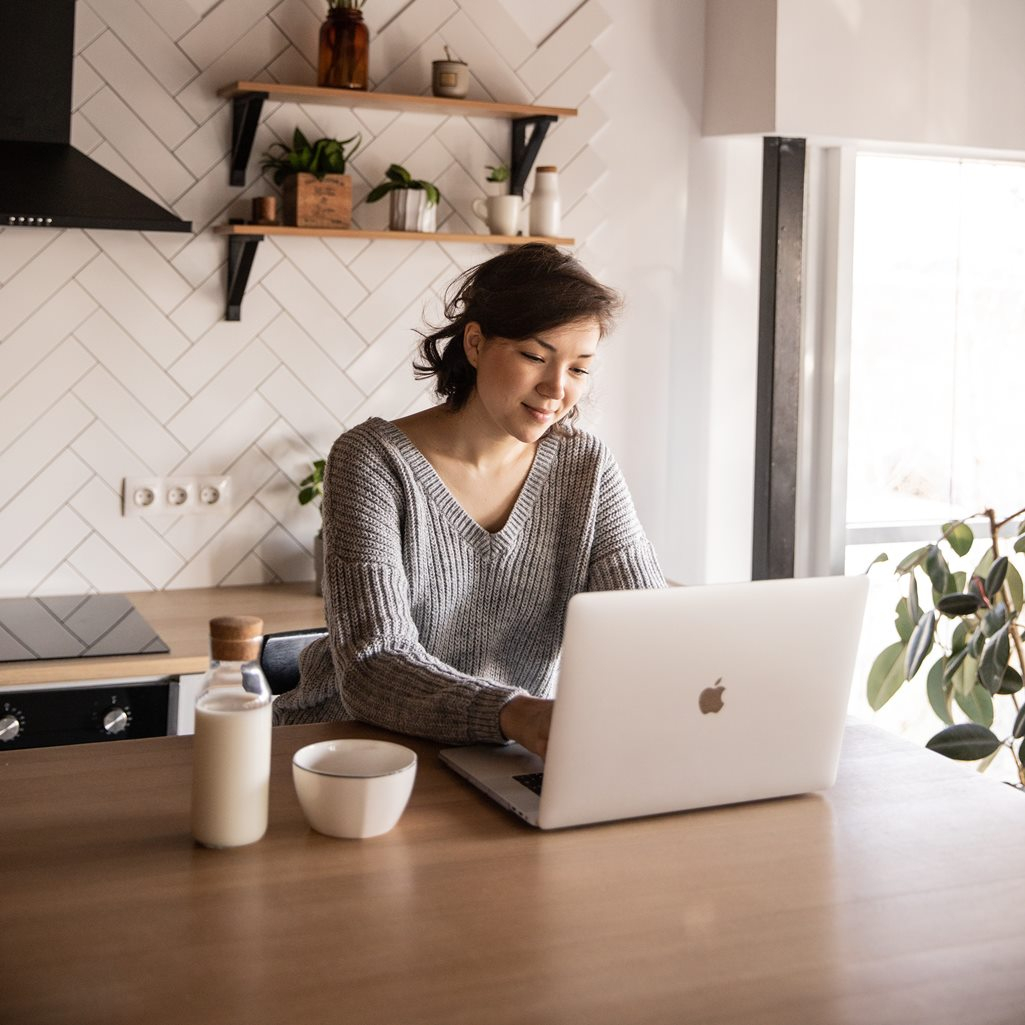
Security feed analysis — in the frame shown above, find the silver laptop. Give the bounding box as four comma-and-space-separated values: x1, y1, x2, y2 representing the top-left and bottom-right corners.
440, 575, 869, 829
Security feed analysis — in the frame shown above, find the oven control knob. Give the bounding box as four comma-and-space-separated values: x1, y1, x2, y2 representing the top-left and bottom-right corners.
0, 714, 21, 742
103, 707, 129, 735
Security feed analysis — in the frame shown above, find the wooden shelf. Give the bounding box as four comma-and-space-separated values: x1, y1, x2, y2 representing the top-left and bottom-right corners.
217, 81, 576, 320
215, 224, 575, 321
214, 223, 573, 246
218, 81, 576, 121
220, 80, 573, 193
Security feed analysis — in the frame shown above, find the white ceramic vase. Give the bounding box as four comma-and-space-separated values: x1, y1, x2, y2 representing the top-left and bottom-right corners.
389, 191, 436, 232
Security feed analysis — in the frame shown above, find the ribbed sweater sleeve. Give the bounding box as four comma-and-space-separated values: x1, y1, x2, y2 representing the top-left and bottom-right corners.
587, 452, 666, 593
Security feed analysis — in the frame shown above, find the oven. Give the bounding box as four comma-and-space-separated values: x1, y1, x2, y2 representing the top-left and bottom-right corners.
0, 676, 177, 749
0, 593, 178, 750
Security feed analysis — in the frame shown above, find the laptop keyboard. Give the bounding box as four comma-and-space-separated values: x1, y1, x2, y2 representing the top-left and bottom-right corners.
514, 772, 544, 795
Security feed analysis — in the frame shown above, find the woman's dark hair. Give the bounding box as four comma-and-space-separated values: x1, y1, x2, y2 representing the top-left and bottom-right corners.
414, 243, 622, 415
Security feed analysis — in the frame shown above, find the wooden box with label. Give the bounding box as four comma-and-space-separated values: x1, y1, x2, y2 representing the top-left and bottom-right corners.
282, 173, 352, 228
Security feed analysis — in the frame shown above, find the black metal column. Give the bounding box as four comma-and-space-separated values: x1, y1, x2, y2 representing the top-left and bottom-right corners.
752, 137, 806, 580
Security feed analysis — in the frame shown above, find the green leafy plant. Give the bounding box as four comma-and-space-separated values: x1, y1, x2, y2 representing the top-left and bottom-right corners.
367, 163, 441, 206
867, 505, 1025, 783
261, 128, 362, 186
485, 164, 510, 183
298, 460, 326, 527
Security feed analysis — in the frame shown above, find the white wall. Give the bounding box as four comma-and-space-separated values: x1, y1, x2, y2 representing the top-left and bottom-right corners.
706, 0, 1025, 155
0, 0, 767, 596
589, 1, 762, 586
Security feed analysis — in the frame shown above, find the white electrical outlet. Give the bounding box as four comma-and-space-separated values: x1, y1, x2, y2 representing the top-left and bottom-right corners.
123, 476, 232, 518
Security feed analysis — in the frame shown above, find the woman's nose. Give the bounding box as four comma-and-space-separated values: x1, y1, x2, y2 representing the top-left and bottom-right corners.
537, 369, 566, 399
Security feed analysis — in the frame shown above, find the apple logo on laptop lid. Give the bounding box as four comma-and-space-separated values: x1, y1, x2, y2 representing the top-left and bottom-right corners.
698, 678, 725, 714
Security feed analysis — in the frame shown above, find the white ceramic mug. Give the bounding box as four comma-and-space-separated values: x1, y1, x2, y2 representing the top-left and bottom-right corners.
472, 195, 522, 237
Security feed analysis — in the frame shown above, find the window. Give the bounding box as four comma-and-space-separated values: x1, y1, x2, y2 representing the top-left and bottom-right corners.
846, 152, 1025, 536
837, 152, 1025, 780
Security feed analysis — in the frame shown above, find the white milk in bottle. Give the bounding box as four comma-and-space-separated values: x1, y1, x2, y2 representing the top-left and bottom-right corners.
191, 616, 272, 848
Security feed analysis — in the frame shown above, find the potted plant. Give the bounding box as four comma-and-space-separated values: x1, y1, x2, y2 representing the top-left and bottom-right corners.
473, 163, 521, 236
485, 163, 510, 194
261, 128, 362, 228
298, 459, 326, 595
366, 163, 441, 232
866, 505, 1025, 785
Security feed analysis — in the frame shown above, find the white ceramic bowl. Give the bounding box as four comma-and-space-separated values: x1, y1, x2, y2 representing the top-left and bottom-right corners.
292, 739, 417, 839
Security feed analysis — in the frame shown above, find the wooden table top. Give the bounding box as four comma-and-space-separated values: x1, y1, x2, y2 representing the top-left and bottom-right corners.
0, 583, 326, 686
2, 719, 1025, 1025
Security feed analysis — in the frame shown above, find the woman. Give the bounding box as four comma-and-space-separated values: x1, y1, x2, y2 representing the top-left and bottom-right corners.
273, 243, 665, 756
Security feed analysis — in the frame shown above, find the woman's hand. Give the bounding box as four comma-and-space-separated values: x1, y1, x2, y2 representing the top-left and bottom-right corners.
499, 695, 553, 759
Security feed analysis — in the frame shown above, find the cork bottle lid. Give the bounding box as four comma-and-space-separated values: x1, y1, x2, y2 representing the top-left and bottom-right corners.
209, 615, 263, 662
536, 165, 557, 173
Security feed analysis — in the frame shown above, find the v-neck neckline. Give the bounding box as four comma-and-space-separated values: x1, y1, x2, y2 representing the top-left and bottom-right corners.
373, 417, 558, 549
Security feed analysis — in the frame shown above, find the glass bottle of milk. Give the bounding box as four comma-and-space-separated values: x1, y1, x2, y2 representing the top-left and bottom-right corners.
191, 616, 272, 848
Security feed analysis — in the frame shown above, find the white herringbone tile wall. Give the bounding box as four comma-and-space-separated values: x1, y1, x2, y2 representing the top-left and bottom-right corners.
0, 0, 611, 596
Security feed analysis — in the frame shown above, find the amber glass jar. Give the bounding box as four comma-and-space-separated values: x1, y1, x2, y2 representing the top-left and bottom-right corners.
317, 7, 369, 90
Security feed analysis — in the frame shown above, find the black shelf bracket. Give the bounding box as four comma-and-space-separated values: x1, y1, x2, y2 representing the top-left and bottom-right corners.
229, 91, 268, 186
226, 233, 263, 321
510, 115, 557, 197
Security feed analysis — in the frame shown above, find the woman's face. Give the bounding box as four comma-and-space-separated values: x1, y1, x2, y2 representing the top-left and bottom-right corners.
463, 318, 600, 443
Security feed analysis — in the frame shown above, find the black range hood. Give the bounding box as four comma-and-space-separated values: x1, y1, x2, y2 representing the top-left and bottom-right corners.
0, 0, 192, 233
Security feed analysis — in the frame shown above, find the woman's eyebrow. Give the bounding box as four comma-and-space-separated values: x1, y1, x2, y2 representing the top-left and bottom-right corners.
529, 335, 595, 359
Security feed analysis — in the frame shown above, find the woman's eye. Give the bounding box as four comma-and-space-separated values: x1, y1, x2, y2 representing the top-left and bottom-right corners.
571, 367, 590, 376
522, 353, 544, 363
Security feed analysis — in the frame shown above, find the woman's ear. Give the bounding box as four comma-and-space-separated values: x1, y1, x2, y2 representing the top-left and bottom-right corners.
463, 321, 484, 369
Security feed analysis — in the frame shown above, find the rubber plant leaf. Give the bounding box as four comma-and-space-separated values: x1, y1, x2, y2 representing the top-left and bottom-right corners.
978, 623, 1010, 694
895, 546, 930, 575
943, 645, 970, 681
936, 593, 983, 617
867, 641, 907, 710
953, 651, 979, 697
904, 611, 936, 680
924, 545, 952, 598
926, 658, 953, 725
951, 619, 970, 653
942, 520, 975, 558
1003, 560, 1023, 614
985, 556, 1009, 600
925, 722, 1001, 760
982, 601, 1008, 637
894, 596, 915, 642
998, 665, 1023, 695
908, 573, 923, 624
953, 682, 994, 727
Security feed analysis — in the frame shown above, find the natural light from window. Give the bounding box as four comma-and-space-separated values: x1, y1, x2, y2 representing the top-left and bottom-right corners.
844, 152, 1025, 784
846, 152, 1025, 528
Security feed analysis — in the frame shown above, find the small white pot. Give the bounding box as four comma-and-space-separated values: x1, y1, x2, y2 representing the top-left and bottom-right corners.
389, 190, 436, 232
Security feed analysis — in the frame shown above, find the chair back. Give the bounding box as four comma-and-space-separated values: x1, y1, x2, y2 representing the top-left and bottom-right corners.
259, 627, 328, 694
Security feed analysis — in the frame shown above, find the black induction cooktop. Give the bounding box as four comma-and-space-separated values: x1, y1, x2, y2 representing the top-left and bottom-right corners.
0, 594, 169, 663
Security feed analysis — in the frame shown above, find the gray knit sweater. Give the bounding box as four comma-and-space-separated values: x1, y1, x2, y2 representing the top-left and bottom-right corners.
273, 417, 665, 744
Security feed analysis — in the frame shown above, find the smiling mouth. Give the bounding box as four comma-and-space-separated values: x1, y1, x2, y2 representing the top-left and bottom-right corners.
523, 405, 558, 421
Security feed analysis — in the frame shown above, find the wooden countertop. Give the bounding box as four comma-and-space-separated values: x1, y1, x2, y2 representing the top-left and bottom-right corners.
0, 583, 326, 686
3, 720, 1025, 1024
